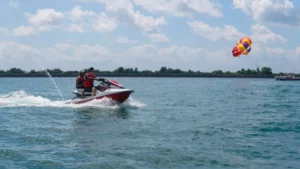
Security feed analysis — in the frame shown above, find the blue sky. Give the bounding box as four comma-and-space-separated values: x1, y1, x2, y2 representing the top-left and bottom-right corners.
0, 0, 300, 73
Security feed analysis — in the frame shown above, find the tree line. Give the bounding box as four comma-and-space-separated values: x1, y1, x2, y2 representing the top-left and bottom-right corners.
0, 66, 297, 78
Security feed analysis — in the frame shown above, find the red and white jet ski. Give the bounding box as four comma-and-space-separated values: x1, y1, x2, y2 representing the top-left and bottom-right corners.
71, 80, 134, 104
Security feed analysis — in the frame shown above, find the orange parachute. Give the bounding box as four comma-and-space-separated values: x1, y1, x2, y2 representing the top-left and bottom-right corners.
232, 37, 252, 57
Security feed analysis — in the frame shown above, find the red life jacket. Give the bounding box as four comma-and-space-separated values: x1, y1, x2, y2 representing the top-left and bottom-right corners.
84, 72, 95, 87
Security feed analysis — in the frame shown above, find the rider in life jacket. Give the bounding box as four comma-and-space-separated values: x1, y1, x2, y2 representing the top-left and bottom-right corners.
76, 71, 85, 89
81, 67, 108, 98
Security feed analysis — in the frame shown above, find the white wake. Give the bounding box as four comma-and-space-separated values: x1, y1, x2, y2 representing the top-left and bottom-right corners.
0, 90, 146, 109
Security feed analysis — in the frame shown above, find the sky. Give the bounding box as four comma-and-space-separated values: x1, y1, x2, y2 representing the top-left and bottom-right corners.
0, 0, 300, 73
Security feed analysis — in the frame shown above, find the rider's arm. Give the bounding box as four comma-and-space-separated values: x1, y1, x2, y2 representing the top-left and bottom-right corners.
84, 74, 95, 80
97, 77, 106, 81
85, 73, 106, 82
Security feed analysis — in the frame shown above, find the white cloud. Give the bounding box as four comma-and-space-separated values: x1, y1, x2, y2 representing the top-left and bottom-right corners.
0, 27, 9, 34
67, 24, 85, 33
265, 47, 290, 56
26, 9, 65, 32
12, 26, 36, 36
0, 42, 218, 71
12, 6, 118, 36
79, 0, 169, 41
97, 0, 168, 34
2, 41, 300, 72
12, 3, 167, 41
65, 6, 117, 33
233, 0, 300, 27
12, 9, 65, 36
187, 20, 244, 41
92, 13, 118, 32
0, 41, 116, 71
297, 46, 300, 54
148, 33, 169, 43
251, 24, 287, 43
131, 11, 167, 34
67, 5, 96, 21
133, 0, 223, 18
116, 37, 138, 44
122, 44, 207, 69
0, 42, 38, 60
43, 43, 111, 61
265, 47, 300, 61
126, 44, 203, 61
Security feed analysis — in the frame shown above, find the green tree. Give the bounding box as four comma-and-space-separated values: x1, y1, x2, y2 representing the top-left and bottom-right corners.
256, 67, 261, 74
52, 68, 63, 74
261, 67, 272, 74
126, 68, 134, 73
224, 71, 232, 75
237, 68, 246, 74
173, 69, 182, 73
94, 69, 101, 73
241, 68, 246, 74
115, 67, 125, 73
159, 67, 167, 73
212, 70, 223, 74
245, 69, 257, 75
167, 68, 174, 73
251, 69, 258, 74
7, 68, 24, 73
30, 70, 36, 73
141, 70, 152, 73
246, 69, 252, 74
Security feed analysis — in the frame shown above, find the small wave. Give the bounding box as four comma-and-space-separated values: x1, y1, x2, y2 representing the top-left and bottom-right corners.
0, 90, 146, 109
252, 121, 300, 133
122, 97, 146, 108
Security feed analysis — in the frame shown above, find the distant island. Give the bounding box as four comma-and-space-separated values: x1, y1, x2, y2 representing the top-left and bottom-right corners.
0, 66, 298, 78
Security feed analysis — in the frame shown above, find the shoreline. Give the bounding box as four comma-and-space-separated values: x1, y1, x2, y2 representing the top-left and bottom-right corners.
0, 74, 275, 78
0, 66, 290, 79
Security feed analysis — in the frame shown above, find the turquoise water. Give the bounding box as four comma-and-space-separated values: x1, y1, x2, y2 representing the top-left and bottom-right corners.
0, 77, 299, 169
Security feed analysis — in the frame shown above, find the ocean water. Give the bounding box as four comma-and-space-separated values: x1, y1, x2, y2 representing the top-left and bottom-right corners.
0, 77, 299, 169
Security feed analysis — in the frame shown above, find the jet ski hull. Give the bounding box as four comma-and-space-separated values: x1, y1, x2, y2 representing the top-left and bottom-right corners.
71, 89, 133, 104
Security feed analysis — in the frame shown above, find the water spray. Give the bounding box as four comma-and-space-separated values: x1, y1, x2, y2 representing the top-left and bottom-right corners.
34, 58, 65, 101
44, 70, 65, 101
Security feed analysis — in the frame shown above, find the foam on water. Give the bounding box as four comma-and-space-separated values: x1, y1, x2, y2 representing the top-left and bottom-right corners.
0, 90, 146, 109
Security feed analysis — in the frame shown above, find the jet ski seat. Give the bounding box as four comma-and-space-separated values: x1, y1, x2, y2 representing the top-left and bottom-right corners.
73, 89, 92, 97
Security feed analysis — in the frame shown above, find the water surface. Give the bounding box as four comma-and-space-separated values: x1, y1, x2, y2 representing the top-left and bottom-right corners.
0, 77, 299, 169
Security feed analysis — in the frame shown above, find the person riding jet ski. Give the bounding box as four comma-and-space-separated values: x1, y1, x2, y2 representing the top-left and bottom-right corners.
81, 67, 108, 98
76, 71, 85, 90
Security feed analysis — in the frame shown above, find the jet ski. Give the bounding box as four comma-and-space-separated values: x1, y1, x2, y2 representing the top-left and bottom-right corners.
70, 79, 134, 104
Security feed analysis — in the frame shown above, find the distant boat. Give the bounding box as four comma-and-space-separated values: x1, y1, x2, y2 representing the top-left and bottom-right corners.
275, 75, 300, 81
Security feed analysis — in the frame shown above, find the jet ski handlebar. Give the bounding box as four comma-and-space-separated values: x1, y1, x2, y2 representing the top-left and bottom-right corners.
96, 79, 124, 89
95, 78, 110, 85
